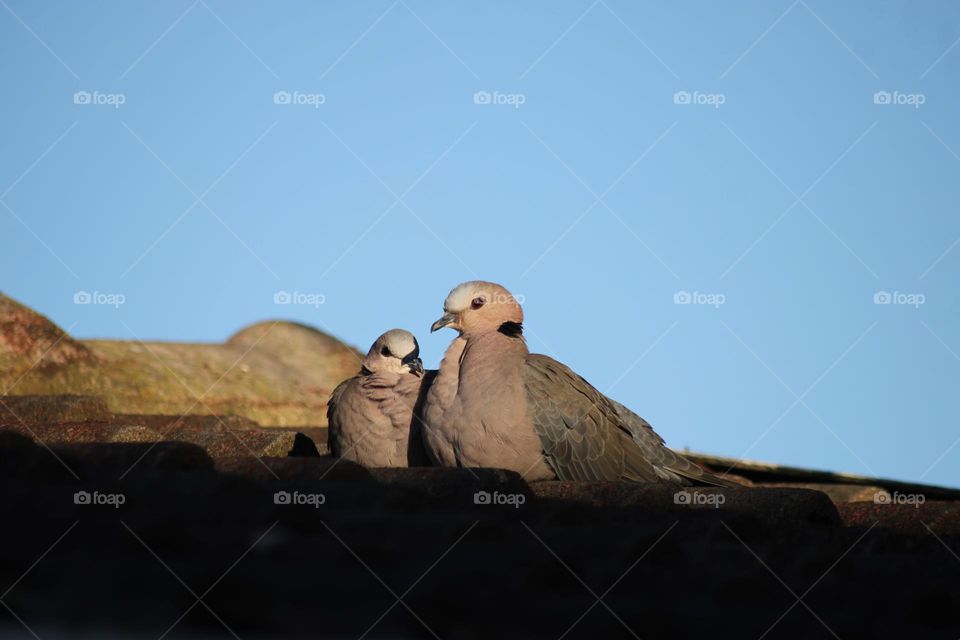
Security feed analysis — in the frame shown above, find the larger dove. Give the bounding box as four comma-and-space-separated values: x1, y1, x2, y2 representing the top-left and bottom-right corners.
423, 281, 738, 485
327, 329, 434, 467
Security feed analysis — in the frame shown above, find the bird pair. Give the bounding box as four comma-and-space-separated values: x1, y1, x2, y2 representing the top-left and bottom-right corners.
328, 281, 737, 486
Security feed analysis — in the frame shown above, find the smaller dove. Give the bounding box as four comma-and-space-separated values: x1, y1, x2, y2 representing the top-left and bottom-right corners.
327, 329, 434, 467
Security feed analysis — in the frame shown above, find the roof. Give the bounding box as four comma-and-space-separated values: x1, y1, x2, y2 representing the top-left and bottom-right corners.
0, 293, 957, 638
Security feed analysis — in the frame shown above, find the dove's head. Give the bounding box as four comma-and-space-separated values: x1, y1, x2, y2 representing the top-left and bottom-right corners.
430, 281, 524, 336
362, 329, 424, 377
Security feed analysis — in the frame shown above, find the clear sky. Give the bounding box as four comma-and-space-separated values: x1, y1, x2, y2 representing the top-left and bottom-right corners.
2, 1, 958, 487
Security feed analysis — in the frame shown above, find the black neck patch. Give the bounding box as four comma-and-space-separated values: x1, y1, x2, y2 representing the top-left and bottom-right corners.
498, 321, 524, 338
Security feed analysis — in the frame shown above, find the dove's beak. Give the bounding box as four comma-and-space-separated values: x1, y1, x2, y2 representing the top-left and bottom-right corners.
430, 312, 457, 333
406, 357, 424, 377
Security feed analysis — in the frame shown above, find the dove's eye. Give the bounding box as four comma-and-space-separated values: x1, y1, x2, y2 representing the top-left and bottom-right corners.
380, 346, 390, 356
471, 297, 485, 309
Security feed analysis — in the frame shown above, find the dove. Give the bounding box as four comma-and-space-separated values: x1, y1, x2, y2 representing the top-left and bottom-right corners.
327, 329, 434, 467
423, 281, 738, 485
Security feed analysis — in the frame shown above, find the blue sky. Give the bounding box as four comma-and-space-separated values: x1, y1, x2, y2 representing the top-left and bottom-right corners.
2, 1, 959, 487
